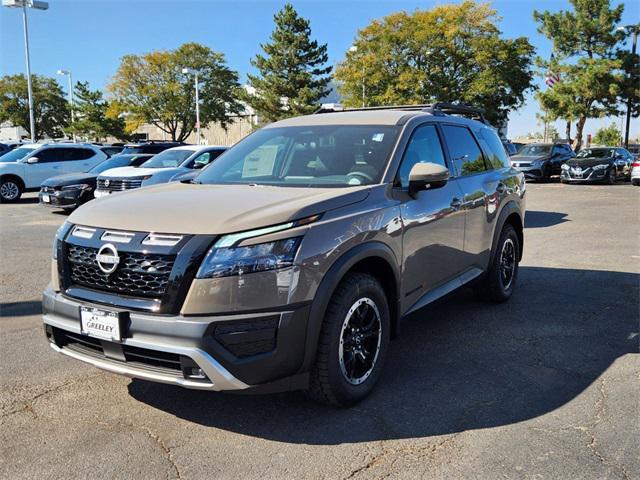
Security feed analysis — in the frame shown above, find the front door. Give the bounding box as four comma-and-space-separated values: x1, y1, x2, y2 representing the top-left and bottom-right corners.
23, 147, 67, 188
397, 123, 466, 312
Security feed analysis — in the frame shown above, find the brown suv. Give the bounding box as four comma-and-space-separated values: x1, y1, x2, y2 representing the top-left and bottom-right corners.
43, 104, 526, 406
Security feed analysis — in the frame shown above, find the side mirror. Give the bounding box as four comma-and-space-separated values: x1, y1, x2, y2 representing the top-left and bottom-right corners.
26, 156, 39, 164
408, 162, 450, 197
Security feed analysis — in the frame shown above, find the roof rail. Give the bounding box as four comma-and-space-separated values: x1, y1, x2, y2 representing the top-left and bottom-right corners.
314, 102, 489, 124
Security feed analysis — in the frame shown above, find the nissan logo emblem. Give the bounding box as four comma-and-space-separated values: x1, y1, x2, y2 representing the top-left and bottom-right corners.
104, 179, 110, 187
96, 243, 120, 275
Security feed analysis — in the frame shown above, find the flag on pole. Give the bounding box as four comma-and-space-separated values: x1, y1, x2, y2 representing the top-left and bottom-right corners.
545, 53, 561, 88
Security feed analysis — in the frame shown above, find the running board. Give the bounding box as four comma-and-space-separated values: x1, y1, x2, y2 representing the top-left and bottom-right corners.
405, 267, 484, 316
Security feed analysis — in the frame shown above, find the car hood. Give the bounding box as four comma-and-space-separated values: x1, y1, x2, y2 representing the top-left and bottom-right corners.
99, 166, 175, 178
566, 157, 613, 167
69, 182, 371, 235
41, 172, 97, 187
511, 155, 549, 163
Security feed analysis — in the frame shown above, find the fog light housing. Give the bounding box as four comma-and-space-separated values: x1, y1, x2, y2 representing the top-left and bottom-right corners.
185, 367, 206, 380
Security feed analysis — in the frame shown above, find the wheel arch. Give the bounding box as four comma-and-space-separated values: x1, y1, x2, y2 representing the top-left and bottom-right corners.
300, 242, 401, 373
0, 174, 25, 191
490, 201, 524, 264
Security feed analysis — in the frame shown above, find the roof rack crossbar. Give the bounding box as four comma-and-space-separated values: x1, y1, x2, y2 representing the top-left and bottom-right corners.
314, 102, 489, 124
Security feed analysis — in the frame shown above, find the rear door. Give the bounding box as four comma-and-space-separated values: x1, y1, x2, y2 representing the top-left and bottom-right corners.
62, 147, 103, 173
397, 123, 466, 310
440, 124, 506, 271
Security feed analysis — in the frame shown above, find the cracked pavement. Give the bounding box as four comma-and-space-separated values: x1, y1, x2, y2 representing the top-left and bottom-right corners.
1, 184, 638, 479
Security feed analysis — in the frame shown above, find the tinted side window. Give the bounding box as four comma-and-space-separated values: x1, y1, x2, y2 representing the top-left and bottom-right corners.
478, 128, 510, 169
441, 125, 487, 176
66, 148, 96, 160
397, 124, 447, 188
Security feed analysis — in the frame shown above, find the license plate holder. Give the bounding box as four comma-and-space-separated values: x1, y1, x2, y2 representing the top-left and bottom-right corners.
80, 306, 125, 341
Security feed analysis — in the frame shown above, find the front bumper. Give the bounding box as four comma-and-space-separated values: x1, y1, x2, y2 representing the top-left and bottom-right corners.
42, 287, 310, 392
512, 165, 544, 180
39, 188, 84, 209
561, 168, 608, 183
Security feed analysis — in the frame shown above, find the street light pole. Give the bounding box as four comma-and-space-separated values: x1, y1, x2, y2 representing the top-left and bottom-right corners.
3, 0, 49, 143
182, 68, 201, 144
57, 69, 75, 142
619, 25, 638, 149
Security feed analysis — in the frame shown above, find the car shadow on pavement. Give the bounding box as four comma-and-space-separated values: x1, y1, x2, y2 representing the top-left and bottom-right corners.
525, 210, 569, 228
0, 300, 42, 317
128, 266, 638, 445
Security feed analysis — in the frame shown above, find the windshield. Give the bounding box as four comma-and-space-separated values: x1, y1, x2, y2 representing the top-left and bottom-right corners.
88, 155, 132, 173
0, 147, 36, 163
518, 145, 552, 156
196, 125, 400, 188
576, 148, 615, 159
140, 149, 194, 168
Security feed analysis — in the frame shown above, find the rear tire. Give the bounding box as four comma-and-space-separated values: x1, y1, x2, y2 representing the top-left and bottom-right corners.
307, 272, 390, 407
0, 178, 22, 203
632, 179, 640, 186
475, 224, 520, 303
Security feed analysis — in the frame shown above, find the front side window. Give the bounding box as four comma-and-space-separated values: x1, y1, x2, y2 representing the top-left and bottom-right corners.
441, 125, 487, 176
34, 148, 67, 163
141, 149, 195, 168
197, 125, 400, 188
397, 124, 447, 188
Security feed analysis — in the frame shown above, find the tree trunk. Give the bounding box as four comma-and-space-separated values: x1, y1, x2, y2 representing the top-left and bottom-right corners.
574, 116, 587, 151
565, 121, 571, 144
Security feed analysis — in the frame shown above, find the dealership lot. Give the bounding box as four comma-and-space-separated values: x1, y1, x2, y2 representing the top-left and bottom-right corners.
0, 184, 638, 479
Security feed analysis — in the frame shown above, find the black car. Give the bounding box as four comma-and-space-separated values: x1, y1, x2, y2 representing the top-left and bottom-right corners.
99, 145, 125, 157
120, 141, 184, 155
39, 154, 153, 210
510, 143, 575, 181
561, 147, 633, 184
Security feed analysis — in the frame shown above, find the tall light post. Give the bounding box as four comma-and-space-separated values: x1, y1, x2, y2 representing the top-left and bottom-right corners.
349, 46, 365, 108
182, 68, 201, 144
2, 0, 49, 143
57, 69, 75, 142
618, 24, 639, 149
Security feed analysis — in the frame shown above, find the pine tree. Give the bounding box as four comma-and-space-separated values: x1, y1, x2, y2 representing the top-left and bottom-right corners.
68, 82, 128, 142
245, 3, 332, 123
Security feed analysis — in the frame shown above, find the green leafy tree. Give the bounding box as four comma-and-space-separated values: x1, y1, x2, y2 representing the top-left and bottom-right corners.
534, 0, 629, 150
108, 42, 242, 142
593, 123, 622, 146
244, 3, 332, 123
67, 81, 128, 142
334, 1, 536, 125
0, 74, 69, 140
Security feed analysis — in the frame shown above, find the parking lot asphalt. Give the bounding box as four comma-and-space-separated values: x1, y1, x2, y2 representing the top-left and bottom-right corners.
1, 184, 638, 480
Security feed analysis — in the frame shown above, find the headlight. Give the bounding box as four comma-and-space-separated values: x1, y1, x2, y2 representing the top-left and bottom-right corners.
561, 164, 570, 170
593, 164, 609, 170
61, 183, 90, 191
196, 237, 302, 278
52, 221, 71, 259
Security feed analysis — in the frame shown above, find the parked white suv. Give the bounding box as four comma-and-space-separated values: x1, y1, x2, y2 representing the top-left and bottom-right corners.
0, 143, 108, 202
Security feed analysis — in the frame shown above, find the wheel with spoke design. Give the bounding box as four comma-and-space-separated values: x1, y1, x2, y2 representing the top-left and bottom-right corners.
475, 224, 520, 303
0, 178, 22, 203
308, 272, 390, 406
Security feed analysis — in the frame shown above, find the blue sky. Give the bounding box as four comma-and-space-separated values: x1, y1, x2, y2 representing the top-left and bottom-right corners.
1, 0, 638, 138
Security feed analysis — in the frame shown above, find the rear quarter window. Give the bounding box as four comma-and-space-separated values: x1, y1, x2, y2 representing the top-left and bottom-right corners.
478, 128, 510, 169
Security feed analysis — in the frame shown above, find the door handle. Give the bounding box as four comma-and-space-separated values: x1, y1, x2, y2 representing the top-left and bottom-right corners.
496, 183, 507, 194
450, 198, 463, 210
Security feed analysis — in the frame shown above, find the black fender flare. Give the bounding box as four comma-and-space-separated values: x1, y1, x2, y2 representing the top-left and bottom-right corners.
489, 201, 524, 265
299, 241, 401, 373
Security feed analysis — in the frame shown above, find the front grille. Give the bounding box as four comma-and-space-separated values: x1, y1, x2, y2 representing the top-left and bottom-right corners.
213, 316, 279, 357
97, 177, 143, 192
66, 244, 175, 298
52, 327, 185, 375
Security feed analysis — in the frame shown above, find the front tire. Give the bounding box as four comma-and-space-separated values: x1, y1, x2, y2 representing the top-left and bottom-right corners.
475, 224, 520, 303
607, 168, 616, 185
0, 178, 22, 203
307, 272, 390, 406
